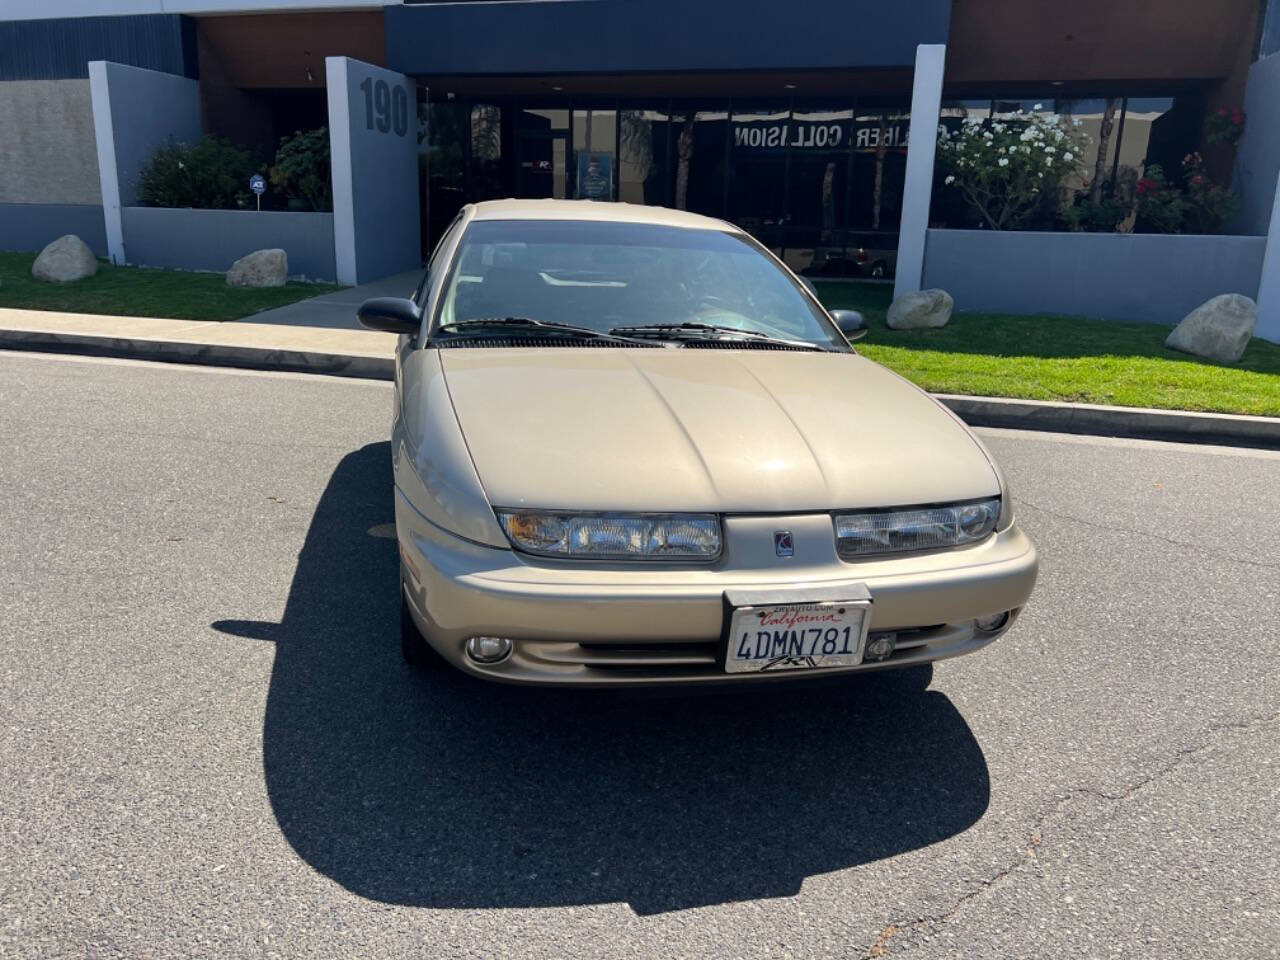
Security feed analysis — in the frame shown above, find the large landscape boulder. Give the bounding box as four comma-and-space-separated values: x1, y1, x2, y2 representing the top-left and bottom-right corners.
227, 249, 287, 288
1165, 294, 1256, 364
31, 235, 98, 282
887, 289, 954, 330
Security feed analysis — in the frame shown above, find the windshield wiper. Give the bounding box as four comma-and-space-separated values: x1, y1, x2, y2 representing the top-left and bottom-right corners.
609, 322, 828, 351
437, 317, 654, 346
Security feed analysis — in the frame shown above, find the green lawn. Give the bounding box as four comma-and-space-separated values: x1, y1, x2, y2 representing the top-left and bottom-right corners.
813, 280, 1280, 417
0, 252, 341, 323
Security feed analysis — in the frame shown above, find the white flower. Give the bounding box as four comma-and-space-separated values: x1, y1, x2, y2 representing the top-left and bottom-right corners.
983, 131, 994, 140
1063, 152, 1073, 162
1044, 146, 1056, 155
1033, 103, 1044, 111
992, 122, 1006, 133
1038, 171, 1044, 178
1021, 145, 1032, 154
998, 157, 1010, 167
1045, 158, 1054, 167
944, 175, 956, 185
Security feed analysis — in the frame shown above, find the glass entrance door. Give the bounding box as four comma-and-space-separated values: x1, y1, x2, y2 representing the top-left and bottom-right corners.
516, 108, 569, 199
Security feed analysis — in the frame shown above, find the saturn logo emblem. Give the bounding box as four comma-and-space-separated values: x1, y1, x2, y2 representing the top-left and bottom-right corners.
774, 531, 794, 557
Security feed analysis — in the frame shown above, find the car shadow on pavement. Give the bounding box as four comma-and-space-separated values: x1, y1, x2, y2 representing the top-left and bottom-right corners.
214, 442, 990, 916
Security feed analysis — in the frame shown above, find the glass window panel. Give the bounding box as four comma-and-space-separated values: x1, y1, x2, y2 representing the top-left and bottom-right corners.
1116, 98, 1177, 175
572, 108, 616, 201
517, 108, 568, 199
850, 105, 909, 235
468, 104, 503, 203
618, 106, 673, 206
728, 103, 791, 253
784, 104, 854, 273
670, 105, 729, 218
1056, 98, 1120, 194
423, 95, 469, 247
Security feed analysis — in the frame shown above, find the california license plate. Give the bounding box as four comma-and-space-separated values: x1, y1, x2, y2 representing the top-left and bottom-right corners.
724, 598, 871, 673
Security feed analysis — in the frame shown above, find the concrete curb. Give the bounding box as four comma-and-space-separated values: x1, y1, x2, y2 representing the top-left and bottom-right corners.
938, 394, 1280, 450
2, 326, 1277, 449
0, 327, 395, 381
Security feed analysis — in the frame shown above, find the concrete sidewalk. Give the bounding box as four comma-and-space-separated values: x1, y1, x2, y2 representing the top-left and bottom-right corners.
244, 269, 421, 329
2, 306, 1278, 448
0, 307, 397, 379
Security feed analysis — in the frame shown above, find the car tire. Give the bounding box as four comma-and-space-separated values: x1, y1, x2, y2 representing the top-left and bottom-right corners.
400, 591, 438, 669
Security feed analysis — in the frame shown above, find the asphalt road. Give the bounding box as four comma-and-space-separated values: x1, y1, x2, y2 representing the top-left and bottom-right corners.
1, 352, 1277, 960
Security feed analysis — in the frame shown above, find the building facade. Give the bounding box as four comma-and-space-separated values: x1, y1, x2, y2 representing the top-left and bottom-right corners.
2, 0, 1279, 334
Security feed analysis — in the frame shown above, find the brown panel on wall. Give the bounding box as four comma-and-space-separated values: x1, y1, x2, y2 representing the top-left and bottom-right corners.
947, 0, 1262, 89
195, 11, 386, 89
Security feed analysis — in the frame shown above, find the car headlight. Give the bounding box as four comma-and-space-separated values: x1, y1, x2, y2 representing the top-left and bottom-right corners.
496, 510, 722, 560
835, 498, 1000, 558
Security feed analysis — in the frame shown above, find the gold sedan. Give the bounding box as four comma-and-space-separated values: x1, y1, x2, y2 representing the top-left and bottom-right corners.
359, 200, 1037, 687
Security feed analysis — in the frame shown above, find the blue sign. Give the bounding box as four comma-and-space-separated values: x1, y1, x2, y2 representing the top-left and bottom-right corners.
576, 152, 613, 201
249, 174, 267, 196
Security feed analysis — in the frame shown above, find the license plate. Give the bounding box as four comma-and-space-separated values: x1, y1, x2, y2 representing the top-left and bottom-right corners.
724, 599, 871, 673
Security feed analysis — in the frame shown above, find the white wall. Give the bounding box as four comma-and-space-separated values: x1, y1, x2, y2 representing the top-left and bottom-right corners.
893, 44, 946, 301
1233, 51, 1280, 237
923, 230, 1267, 327
90, 61, 201, 264
326, 57, 421, 285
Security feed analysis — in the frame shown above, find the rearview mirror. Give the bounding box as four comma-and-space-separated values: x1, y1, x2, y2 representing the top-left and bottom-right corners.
357, 297, 422, 335
830, 309, 868, 342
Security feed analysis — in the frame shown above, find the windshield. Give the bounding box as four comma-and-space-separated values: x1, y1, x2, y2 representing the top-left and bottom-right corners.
433, 219, 847, 349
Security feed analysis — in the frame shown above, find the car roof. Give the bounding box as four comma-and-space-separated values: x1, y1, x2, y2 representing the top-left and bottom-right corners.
468, 198, 735, 231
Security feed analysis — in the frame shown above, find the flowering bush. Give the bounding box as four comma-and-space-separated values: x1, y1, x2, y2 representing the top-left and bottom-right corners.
936, 107, 1089, 230
1133, 164, 1186, 234
1205, 107, 1246, 146
1181, 153, 1237, 233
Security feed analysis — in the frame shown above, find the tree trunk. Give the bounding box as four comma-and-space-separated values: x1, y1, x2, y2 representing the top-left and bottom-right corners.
872, 115, 888, 229
675, 115, 695, 210
1089, 98, 1120, 204
821, 160, 835, 234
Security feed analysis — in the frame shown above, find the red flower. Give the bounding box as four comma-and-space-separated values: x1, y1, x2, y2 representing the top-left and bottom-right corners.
1232, 114, 1244, 125
1192, 175, 1205, 185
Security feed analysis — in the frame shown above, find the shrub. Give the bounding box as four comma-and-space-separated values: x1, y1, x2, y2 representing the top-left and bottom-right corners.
1204, 106, 1246, 146
270, 128, 332, 212
137, 136, 260, 209
936, 107, 1089, 230
1181, 153, 1237, 234
1133, 164, 1186, 234
1060, 192, 1131, 232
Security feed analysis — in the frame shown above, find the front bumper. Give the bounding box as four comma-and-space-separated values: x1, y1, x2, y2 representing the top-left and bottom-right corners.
396, 490, 1038, 687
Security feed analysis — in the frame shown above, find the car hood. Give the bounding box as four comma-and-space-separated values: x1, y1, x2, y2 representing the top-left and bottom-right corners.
439, 348, 999, 513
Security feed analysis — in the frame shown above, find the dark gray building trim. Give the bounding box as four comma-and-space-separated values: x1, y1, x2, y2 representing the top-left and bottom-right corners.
0, 203, 108, 257
386, 0, 951, 76
0, 15, 197, 81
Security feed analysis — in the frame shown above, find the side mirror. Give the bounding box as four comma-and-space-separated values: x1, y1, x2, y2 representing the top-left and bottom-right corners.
357, 297, 422, 335
830, 308, 868, 342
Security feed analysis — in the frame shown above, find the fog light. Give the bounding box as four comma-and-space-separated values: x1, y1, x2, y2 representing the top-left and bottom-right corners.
975, 611, 1011, 633
863, 633, 897, 662
465, 636, 513, 664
